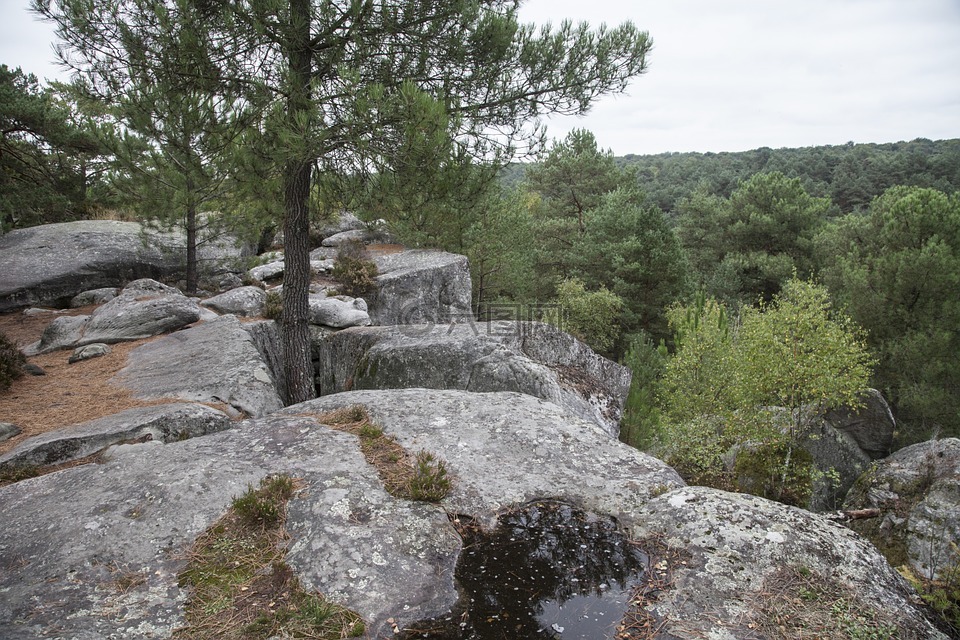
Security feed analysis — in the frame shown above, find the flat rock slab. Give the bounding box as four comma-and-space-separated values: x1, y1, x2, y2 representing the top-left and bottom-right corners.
631, 486, 947, 639
314, 321, 632, 436
0, 412, 458, 640
0, 403, 230, 471
291, 389, 683, 529
367, 250, 472, 325
0, 390, 684, 639
113, 315, 283, 418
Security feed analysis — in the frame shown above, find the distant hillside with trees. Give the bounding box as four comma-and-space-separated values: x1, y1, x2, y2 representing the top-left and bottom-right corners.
503, 138, 960, 214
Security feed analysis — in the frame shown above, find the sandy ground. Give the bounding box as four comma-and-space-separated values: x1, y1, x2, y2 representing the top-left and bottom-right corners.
0, 308, 173, 456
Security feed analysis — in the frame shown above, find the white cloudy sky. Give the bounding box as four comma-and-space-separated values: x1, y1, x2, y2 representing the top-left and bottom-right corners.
3, 0, 959, 155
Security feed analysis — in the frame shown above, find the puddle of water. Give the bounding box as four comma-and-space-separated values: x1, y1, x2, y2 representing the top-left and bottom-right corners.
400, 500, 648, 639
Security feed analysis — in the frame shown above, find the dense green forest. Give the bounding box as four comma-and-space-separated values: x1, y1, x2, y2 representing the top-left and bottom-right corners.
503, 138, 960, 215
3, 2, 960, 526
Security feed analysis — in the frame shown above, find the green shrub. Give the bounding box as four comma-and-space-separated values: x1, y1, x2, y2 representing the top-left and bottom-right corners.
408, 451, 451, 502
263, 290, 283, 322
0, 331, 26, 391
332, 240, 378, 297
231, 475, 296, 529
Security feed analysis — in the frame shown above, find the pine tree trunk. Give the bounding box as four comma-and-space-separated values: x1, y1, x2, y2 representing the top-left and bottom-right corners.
280, 0, 315, 406
281, 161, 314, 405
186, 205, 198, 295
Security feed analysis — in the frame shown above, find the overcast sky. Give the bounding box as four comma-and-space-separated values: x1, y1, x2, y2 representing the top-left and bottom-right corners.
2, 0, 959, 156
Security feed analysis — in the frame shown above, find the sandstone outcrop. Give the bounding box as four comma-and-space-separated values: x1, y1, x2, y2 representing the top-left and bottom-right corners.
26, 279, 201, 355
0, 390, 682, 639
314, 321, 631, 437
113, 314, 282, 418
844, 437, 960, 582
0, 403, 230, 472
200, 285, 266, 317
631, 486, 947, 638
0, 220, 247, 312
367, 250, 472, 325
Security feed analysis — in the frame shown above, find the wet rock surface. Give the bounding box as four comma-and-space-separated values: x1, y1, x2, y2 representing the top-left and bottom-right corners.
401, 500, 649, 640
0, 390, 679, 639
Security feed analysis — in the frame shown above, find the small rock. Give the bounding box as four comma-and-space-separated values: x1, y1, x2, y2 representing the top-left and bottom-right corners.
68, 343, 112, 364
249, 260, 285, 283
308, 296, 371, 328
201, 286, 267, 318
22, 363, 46, 376
70, 287, 118, 308
0, 422, 21, 442
218, 273, 244, 292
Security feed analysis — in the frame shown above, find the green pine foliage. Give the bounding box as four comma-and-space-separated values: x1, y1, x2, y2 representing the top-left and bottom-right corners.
0, 331, 26, 392
817, 186, 960, 442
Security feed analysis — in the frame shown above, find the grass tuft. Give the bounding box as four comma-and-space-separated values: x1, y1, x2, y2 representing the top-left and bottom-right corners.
312, 405, 453, 503
175, 474, 364, 639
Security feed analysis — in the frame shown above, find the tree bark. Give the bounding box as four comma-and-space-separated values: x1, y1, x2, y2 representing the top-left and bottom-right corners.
280, 0, 315, 406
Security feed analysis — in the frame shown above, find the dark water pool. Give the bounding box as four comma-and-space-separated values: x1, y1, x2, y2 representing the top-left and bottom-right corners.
400, 500, 648, 639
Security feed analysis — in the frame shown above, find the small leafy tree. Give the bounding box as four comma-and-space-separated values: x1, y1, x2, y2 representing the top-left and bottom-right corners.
657, 280, 875, 503
545, 278, 623, 355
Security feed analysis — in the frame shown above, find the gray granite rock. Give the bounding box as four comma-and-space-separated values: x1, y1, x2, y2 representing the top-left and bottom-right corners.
69, 287, 118, 308
0, 422, 20, 442
0, 403, 230, 471
0, 220, 248, 312
367, 250, 472, 326
313, 321, 632, 437
68, 343, 111, 364
308, 295, 371, 328
824, 388, 896, 460
200, 285, 266, 317
113, 314, 282, 418
77, 279, 201, 346
0, 389, 682, 639
845, 438, 960, 582
631, 486, 947, 639
248, 259, 285, 282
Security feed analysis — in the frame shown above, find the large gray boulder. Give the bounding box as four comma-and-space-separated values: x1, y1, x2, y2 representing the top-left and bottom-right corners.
367, 250, 472, 325
0, 403, 230, 472
844, 438, 960, 583
823, 388, 896, 460
27, 279, 201, 354
0, 220, 247, 312
0, 389, 683, 639
307, 294, 371, 328
200, 285, 266, 317
79, 279, 201, 345
113, 314, 282, 418
630, 486, 946, 639
313, 321, 632, 437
